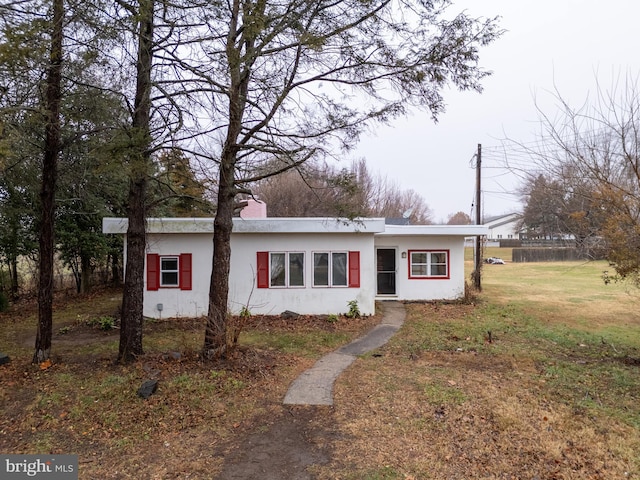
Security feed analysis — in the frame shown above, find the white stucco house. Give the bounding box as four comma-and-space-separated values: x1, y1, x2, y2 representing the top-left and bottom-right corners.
102, 216, 487, 318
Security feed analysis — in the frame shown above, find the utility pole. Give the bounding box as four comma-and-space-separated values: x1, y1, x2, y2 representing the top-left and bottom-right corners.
473, 143, 482, 290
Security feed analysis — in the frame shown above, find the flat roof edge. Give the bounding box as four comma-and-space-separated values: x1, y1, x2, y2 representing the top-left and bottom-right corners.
102, 217, 386, 234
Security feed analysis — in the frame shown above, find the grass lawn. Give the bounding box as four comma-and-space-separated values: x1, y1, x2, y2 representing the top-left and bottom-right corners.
1, 259, 639, 479
327, 259, 639, 479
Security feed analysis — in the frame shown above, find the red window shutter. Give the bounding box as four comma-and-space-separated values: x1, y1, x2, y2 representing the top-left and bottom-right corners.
348, 251, 360, 288
146, 253, 160, 291
179, 253, 192, 290
257, 251, 269, 288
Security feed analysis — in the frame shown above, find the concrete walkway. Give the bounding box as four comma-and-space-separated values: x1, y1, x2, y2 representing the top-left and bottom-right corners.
283, 301, 406, 406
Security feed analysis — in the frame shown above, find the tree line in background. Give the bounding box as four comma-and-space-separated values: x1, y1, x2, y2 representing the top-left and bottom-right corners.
0, 0, 501, 362
516, 75, 640, 286
254, 159, 434, 224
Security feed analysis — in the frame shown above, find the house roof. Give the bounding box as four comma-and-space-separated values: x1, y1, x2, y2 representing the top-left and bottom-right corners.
102, 217, 387, 234
102, 217, 488, 237
377, 224, 488, 237
482, 213, 522, 228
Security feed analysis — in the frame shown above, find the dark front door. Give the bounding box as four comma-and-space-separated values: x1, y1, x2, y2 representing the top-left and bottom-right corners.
376, 248, 396, 295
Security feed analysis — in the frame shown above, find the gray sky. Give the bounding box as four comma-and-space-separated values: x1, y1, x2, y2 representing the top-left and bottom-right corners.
352, 0, 640, 223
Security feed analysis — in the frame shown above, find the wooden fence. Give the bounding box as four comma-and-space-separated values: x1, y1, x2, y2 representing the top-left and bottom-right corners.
512, 247, 606, 263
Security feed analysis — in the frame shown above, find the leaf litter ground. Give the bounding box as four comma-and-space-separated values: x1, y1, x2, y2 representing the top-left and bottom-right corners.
1, 289, 639, 479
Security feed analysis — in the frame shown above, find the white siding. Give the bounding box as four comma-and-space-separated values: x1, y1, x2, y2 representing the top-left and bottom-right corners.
374, 235, 467, 301
104, 217, 485, 318
143, 233, 212, 319
230, 232, 375, 316
142, 231, 376, 318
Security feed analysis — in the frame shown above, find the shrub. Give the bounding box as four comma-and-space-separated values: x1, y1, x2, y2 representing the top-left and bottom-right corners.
326, 314, 339, 323
345, 300, 361, 318
86, 315, 116, 331
98, 316, 116, 331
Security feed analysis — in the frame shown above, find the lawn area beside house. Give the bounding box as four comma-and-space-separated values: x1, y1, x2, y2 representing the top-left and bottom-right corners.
322, 259, 640, 479
1, 260, 639, 479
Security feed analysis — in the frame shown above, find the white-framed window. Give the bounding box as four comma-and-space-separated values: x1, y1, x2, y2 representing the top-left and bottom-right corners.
269, 252, 305, 288
257, 251, 359, 289
147, 253, 192, 291
313, 251, 348, 287
160, 256, 179, 287
408, 250, 449, 279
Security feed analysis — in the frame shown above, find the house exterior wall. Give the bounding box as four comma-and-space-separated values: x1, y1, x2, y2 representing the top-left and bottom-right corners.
142, 231, 376, 318
488, 221, 520, 240
484, 213, 522, 240
144, 232, 213, 318
374, 235, 467, 301
103, 217, 486, 319
230, 232, 376, 316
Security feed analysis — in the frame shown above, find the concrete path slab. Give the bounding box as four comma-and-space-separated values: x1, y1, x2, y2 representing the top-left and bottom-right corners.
283, 301, 406, 406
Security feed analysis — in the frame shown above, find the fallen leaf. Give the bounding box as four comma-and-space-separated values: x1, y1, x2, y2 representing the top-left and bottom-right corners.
39, 359, 53, 370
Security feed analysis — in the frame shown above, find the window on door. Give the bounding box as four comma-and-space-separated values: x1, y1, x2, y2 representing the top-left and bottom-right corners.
376, 248, 396, 295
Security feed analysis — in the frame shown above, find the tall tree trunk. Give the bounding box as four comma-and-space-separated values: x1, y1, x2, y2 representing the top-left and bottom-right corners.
203, 158, 235, 358
80, 254, 91, 294
9, 255, 19, 301
33, 0, 63, 364
203, 0, 247, 358
118, 0, 154, 363
119, 177, 146, 361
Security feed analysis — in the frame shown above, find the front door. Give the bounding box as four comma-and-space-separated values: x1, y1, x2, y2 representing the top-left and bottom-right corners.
376, 248, 396, 295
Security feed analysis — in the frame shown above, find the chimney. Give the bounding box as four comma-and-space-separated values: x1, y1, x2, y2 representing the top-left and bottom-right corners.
240, 199, 267, 218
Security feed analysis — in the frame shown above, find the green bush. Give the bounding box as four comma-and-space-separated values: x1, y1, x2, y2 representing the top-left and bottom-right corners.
326, 314, 339, 323
86, 315, 116, 331
345, 300, 361, 318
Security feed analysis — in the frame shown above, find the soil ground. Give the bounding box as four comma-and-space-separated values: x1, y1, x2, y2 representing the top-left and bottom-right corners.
216, 406, 338, 480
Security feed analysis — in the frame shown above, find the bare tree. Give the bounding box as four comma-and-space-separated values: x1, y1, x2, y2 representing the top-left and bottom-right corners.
514, 74, 640, 281
117, 0, 155, 363
363, 168, 433, 224
447, 211, 472, 225
254, 163, 367, 217
185, 0, 501, 357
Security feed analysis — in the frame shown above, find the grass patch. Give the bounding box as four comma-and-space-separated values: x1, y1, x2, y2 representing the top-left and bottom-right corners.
323, 260, 640, 479
0, 289, 381, 477
1, 265, 639, 478
242, 330, 353, 356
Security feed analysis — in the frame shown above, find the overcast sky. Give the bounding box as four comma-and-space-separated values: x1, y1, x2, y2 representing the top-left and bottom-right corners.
351, 0, 640, 223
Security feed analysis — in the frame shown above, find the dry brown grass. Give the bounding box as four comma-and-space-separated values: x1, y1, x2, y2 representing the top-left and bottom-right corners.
1, 262, 639, 479
321, 301, 639, 479
0, 292, 382, 478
